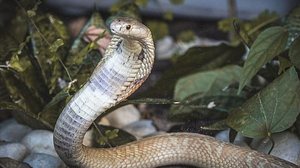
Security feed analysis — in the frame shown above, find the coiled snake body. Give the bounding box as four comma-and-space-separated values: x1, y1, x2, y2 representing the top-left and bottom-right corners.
53, 17, 298, 168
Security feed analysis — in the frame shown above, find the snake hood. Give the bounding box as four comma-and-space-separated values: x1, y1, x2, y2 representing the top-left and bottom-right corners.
110, 17, 151, 40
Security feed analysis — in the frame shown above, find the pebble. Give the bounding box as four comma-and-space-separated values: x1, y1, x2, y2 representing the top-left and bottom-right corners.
21, 130, 58, 157
0, 119, 32, 142
0, 142, 28, 161
122, 120, 157, 139
83, 129, 94, 147
23, 153, 65, 168
251, 131, 300, 166
106, 105, 141, 128
98, 117, 110, 126
155, 36, 176, 60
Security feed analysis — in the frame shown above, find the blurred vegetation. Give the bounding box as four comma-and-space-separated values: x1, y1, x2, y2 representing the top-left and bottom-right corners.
0, 0, 299, 147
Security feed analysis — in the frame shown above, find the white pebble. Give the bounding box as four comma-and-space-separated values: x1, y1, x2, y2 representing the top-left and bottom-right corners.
21, 130, 58, 157
23, 153, 66, 168
0, 119, 32, 142
0, 142, 28, 161
106, 105, 141, 128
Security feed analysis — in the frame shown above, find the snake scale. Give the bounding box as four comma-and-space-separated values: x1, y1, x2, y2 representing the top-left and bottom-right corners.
53, 17, 298, 168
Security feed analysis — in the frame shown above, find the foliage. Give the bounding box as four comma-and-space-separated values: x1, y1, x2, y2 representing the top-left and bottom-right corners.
238, 26, 288, 93
227, 67, 300, 138
146, 21, 169, 41
285, 6, 300, 47
289, 36, 300, 69
218, 10, 279, 46
141, 43, 245, 98
170, 65, 246, 121
160, 6, 300, 139
66, 12, 106, 86
0, 0, 104, 129
176, 30, 196, 42
93, 124, 136, 147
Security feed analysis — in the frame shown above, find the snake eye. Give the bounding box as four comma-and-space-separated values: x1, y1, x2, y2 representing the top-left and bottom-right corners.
126, 25, 131, 30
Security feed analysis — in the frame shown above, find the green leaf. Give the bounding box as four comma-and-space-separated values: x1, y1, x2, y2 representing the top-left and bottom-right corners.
0, 101, 53, 130
176, 30, 196, 42
28, 13, 70, 95
0, 78, 10, 102
42, 88, 70, 110
94, 124, 136, 148
0, 70, 43, 113
278, 56, 292, 74
218, 18, 237, 32
163, 11, 173, 21
39, 88, 72, 127
146, 21, 169, 41
9, 55, 31, 72
48, 14, 69, 40
0, 101, 25, 112
245, 10, 279, 35
26, 10, 36, 17
141, 44, 245, 98
49, 38, 64, 53
110, 1, 141, 19
25, 0, 41, 18
174, 65, 241, 100
285, 6, 300, 47
170, 65, 245, 121
218, 11, 279, 45
0, 10, 28, 61
134, 0, 148, 6
66, 12, 105, 86
227, 67, 300, 138
238, 26, 288, 93
289, 36, 300, 69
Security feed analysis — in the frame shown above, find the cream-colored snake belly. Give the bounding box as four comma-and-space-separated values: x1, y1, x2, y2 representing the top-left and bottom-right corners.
53, 17, 298, 168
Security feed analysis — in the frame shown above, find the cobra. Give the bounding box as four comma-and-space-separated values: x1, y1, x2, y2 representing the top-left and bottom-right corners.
53, 17, 298, 168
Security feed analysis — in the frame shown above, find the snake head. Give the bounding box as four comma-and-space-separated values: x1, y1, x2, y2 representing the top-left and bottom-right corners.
110, 17, 151, 40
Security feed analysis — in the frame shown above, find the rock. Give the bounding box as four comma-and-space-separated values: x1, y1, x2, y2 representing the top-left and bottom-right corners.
23, 153, 65, 168
251, 131, 300, 166
155, 36, 176, 60
98, 117, 110, 126
106, 105, 141, 128
21, 130, 58, 157
0, 142, 28, 161
0, 157, 31, 168
83, 129, 93, 147
0, 119, 32, 142
122, 120, 157, 139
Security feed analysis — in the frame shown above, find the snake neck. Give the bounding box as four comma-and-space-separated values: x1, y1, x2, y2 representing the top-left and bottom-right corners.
53, 35, 154, 167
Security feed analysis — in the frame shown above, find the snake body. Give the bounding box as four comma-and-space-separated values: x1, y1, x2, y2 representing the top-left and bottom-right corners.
53, 17, 298, 168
